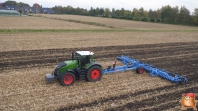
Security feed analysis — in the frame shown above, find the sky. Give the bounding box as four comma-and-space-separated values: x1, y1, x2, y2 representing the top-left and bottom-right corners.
1, 0, 198, 13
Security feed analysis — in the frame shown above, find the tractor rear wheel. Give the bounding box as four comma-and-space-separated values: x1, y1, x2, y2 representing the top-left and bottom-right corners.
86, 66, 102, 82
59, 72, 76, 86
136, 67, 144, 74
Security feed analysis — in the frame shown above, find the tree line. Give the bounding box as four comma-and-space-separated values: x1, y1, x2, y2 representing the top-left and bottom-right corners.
0, 0, 29, 8
1, 0, 198, 26
52, 5, 198, 26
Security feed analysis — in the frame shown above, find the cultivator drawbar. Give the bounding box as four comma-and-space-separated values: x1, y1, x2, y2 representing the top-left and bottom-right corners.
103, 55, 188, 84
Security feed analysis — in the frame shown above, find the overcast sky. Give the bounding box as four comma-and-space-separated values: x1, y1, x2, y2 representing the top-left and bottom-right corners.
1, 0, 197, 13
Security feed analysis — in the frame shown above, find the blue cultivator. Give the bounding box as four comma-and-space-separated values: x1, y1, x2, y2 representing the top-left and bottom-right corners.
103, 55, 188, 84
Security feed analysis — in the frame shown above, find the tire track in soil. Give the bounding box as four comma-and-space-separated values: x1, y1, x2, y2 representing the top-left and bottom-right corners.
141, 54, 198, 74
1, 41, 197, 58
105, 85, 198, 111
1, 42, 198, 71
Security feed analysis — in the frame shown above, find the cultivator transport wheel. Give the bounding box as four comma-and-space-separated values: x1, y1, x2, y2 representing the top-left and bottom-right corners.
136, 67, 144, 74
86, 66, 103, 82
59, 72, 76, 86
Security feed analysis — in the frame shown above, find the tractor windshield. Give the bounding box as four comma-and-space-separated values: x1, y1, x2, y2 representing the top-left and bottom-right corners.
75, 53, 81, 60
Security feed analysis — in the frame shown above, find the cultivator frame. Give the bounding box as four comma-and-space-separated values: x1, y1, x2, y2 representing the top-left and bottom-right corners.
103, 55, 188, 84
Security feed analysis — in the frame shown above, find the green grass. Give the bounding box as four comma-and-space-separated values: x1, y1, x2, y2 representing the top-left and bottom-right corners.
0, 29, 198, 33
0, 29, 114, 33
42, 16, 115, 28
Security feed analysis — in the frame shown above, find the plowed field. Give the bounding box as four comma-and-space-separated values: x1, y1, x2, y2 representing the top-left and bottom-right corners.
0, 15, 198, 111
41, 14, 198, 30
1, 42, 198, 111
0, 16, 109, 30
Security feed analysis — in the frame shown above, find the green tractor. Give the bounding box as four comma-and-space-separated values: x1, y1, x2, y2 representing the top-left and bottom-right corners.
45, 51, 103, 86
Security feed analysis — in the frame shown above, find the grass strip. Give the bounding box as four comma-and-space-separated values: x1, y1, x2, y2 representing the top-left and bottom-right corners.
43, 16, 111, 28
0, 29, 198, 33
0, 29, 116, 33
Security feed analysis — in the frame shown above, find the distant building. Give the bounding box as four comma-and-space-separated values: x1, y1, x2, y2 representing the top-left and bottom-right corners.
40, 8, 55, 14
5, 5, 19, 11
21, 6, 29, 15
0, 5, 55, 15
0, 4, 2, 7
29, 7, 37, 13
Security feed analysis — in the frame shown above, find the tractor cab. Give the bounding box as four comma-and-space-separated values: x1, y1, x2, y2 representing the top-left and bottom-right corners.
73, 51, 94, 68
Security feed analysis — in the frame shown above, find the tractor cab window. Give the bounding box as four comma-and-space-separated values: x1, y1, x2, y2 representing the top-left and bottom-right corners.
79, 55, 90, 66
75, 53, 84, 67
75, 54, 91, 67
85, 55, 91, 64
75, 53, 81, 60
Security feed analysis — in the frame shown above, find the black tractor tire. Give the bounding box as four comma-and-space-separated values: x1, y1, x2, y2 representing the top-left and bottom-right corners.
59, 72, 76, 86
136, 67, 144, 74
86, 66, 103, 82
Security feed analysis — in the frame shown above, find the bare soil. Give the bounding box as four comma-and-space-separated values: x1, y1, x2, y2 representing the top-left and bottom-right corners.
0, 32, 198, 52
0, 16, 109, 29
0, 15, 198, 111
40, 14, 198, 30
1, 42, 198, 111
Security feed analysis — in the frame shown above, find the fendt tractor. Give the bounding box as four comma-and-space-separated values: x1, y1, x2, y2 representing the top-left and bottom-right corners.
46, 51, 188, 86
46, 51, 103, 86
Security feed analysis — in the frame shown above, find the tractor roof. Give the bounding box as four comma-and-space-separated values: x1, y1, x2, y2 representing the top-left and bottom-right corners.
76, 51, 94, 56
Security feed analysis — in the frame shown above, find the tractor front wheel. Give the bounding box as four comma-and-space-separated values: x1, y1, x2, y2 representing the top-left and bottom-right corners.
59, 72, 76, 86
86, 66, 102, 82
136, 67, 144, 74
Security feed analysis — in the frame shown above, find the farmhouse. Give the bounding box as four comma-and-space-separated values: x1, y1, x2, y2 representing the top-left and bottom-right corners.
40, 8, 55, 14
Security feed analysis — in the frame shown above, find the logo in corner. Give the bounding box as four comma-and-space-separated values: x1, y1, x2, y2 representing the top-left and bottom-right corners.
179, 93, 197, 110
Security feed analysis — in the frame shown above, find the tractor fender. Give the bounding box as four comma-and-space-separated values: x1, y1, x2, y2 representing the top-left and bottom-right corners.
86, 62, 102, 70
66, 69, 77, 77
